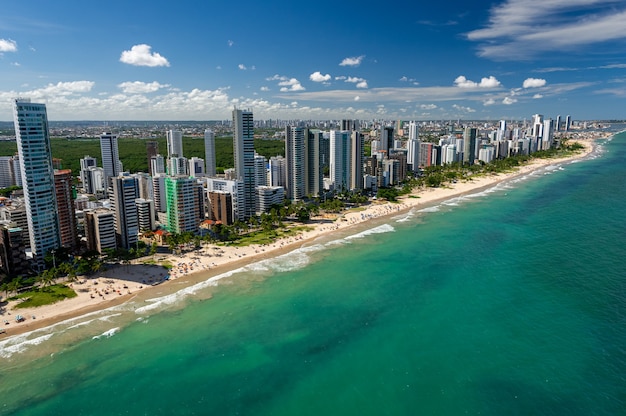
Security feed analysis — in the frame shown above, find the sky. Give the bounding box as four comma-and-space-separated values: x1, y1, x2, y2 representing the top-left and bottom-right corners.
0, 0, 625, 121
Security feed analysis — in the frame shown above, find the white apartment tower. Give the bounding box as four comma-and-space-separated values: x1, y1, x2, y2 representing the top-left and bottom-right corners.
110, 174, 139, 249
12, 99, 61, 266
330, 130, 352, 192
232, 108, 256, 219
166, 130, 184, 158
204, 129, 216, 177
100, 132, 121, 186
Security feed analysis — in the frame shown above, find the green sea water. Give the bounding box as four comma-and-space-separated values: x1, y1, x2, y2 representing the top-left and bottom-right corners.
1, 131, 626, 415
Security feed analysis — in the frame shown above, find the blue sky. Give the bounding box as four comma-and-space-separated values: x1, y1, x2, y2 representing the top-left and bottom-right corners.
1, 0, 625, 121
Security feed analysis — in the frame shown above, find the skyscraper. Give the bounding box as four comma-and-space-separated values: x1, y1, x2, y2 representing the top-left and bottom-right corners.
166, 130, 184, 158
304, 129, 323, 198
204, 129, 216, 177
350, 130, 364, 191
100, 132, 121, 185
110, 174, 139, 249
54, 169, 78, 251
463, 127, 478, 165
12, 99, 60, 266
146, 141, 159, 175
330, 130, 351, 192
285, 126, 305, 201
232, 108, 256, 219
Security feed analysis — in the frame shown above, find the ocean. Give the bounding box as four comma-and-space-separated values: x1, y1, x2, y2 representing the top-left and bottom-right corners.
1, 130, 625, 415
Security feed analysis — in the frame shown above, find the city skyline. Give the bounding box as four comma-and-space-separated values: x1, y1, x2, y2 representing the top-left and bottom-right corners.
1, 0, 625, 121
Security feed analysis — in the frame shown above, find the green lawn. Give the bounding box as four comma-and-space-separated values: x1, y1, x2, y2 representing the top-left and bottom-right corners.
12, 284, 77, 309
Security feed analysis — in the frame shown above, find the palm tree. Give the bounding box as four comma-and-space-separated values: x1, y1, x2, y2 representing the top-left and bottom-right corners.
7, 277, 21, 297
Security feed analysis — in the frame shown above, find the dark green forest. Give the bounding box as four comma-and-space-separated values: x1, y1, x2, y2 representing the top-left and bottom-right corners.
0, 136, 285, 175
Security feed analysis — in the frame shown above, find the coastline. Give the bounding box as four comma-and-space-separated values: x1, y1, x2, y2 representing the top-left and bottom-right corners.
0, 137, 600, 341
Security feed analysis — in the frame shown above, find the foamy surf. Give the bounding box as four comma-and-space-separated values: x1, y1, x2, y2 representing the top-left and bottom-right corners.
344, 224, 395, 241
0, 333, 54, 358
92, 327, 119, 340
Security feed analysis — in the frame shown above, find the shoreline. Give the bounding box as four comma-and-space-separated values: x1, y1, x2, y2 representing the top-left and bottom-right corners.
0, 137, 602, 341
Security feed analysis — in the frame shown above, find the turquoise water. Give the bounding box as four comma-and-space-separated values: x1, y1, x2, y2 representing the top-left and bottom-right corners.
2, 132, 626, 415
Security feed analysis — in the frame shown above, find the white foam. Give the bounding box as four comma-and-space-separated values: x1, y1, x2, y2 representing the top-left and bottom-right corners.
418, 206, 440, 213
0, 333, 54, 358
344, 224, 395, 240
92, 327, 119, 340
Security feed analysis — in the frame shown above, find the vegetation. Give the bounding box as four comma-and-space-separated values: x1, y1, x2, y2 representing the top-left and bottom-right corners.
11, 284, 77, 309
0, 136, 285, 176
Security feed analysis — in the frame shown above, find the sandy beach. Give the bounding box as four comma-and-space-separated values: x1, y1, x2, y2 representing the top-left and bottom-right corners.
0, 138, 600, 338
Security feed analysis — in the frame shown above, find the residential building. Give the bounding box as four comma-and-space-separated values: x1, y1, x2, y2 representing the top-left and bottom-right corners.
166, 130, 183, 158
110, 174, 139, 249
12, 99, 61, 267
285, 126, 305, 201
204, 129, 216, 177
84, 208, 116, 253
165, 176, 203, 234
54, 169, 78, 251
233, 108, 256, 219
100, 132, 121, 186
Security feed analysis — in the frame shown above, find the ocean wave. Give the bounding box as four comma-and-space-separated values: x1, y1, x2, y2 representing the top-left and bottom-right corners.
0, 333, 55, 358
92, 327, 119, 340
418, 206, 440, 213
394, 209, 415, 223
134, 267, 246, 314
344, 224, 395, 240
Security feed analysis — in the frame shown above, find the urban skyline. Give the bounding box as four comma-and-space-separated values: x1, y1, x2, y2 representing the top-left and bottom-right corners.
1, 0, 625, 121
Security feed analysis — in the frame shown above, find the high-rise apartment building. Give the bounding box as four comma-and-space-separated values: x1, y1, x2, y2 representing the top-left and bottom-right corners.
146, 141, 159, 175
84, 209, 116, 253
285, 126, 305, 201
463, 127, 478, 165
232, 108, 255, 219
110, 175, 139, 249
54, 169, 78, 251
330, 130, 351, 192
165, 176, 203, 234
12, 99, 60, 266
151, 154, 166, 176
100, 132, 121, 186
166, 130, 183, 158
204, 129, 216, 177
350, 130, 364, 191
0, 156, 16, 188
304, 129, 323, 197
254, 154, 267, 187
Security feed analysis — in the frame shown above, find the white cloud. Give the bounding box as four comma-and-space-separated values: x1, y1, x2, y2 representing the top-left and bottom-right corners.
117, 81, 170, 94
238, 64, 247, 70
339, 55, 365, 67
228, 40, 234, 47
0, 39, 18, 52
466, 1, 626, 59
420, 104, 437, 110
343, 76, 368, 88
260, 86, 270, 92
278, 77, 305, 92
120, 44, 170, 67
11, 62, 20, 67
399, 76, 408, 82
452, 104, 476, 113
310, 71, 331, 82
483, 98, 496, 106
523, 78, 547, 88
454, 75, 501, 88
502, 97, 517, 105
354, 96, 360, 101
533, 94, 544, 99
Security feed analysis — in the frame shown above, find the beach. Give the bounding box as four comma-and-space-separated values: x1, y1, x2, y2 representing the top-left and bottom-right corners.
0, 138, 599, 339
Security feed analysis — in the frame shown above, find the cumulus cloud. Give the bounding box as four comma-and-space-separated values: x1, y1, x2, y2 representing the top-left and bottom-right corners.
0, 39, 18, 52
339, 55, 365, 67
523, 77, 547, 88
420, 104, 437, 110
533, 94, 544, 99
267, 75, 305, 92
483, 98, 496, 106
502, 96, 517, 105
260, 86, 270, 92
454, 75, 501, 88
117, 81, 170, 94
120, 44, 170, 67
310, 71, 331, 82
344, 76, 368, 88
228, 40, 234, 47
354, 96, 360, 101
